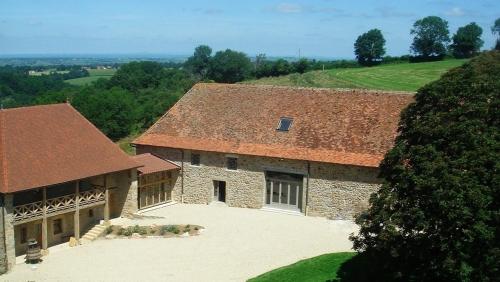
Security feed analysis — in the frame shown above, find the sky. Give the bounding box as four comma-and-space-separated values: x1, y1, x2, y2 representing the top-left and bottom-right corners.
0, 0, 498, 58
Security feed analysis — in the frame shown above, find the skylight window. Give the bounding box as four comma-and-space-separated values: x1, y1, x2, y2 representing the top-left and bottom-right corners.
277, 117, 293, 131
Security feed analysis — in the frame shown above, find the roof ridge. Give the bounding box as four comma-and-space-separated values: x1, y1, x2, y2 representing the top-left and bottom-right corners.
212, 82, 415, 95
0, 103, 68, 113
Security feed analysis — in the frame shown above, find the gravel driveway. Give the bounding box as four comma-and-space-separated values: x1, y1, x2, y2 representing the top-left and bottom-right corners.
1, 204, 357, 282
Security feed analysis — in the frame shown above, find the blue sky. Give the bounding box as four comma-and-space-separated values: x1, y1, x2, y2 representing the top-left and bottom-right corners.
0, 0, 498, 58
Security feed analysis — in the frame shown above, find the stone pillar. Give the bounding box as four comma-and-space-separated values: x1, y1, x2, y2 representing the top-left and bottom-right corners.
74, 181, 80, 241
42, 188, 48, 250
0, 194, 8, 274
119, 169, 138, 217
2, 194, 16, 272
104, 174, 110, 224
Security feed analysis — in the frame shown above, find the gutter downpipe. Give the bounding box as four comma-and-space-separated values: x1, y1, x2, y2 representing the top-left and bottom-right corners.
305, 161, 310, 216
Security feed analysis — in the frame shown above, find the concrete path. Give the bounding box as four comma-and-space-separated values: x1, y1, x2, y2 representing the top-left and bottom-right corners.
1, 204, 357, 282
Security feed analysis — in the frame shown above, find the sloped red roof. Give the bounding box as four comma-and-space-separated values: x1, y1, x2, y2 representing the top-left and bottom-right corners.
132, 153, 179, 175
0, 103, 139, 193
134, 83, 414, 168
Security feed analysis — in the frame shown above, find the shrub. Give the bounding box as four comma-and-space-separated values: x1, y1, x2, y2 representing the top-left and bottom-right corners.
117, 228, 125, 236
132, 225, 141, 233
162, 225, 180, 234
122, 227, 132, 237
106, 226, 113, 235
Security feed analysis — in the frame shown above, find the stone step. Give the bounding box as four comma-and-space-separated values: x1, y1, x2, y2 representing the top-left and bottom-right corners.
81, 224, 106, 244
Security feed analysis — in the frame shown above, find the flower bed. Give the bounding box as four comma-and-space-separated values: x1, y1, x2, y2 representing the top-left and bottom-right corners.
104, 224, 204, 239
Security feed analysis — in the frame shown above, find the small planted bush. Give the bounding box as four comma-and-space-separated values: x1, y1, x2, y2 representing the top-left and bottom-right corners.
163, 225, 179, 234
117, 228, 125, 236
139, 227, 148, 235
123, 227, 132, 237
132, 225, 141, 233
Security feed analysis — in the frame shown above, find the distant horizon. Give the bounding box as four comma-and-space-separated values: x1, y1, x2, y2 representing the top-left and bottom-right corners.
0, 53, 352, 61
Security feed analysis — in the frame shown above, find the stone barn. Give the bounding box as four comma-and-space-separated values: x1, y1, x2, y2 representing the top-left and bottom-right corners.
133, 83, 413, 218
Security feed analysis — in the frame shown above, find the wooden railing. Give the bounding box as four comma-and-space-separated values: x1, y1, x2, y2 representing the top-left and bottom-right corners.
79, 188, 105, 207
13, 187, 106, 224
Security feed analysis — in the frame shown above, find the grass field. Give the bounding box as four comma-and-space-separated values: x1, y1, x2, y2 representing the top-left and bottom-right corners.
116, 132, 142, 155
65, 68, 116, 86
246, 59, 467, 92
248, 252, 356, 282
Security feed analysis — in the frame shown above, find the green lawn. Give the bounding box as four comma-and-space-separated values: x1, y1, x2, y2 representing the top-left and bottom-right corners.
65, 68, 116, 86
116, 132, 140, 155
246, 59, 467, 92
248, 252, 356, 282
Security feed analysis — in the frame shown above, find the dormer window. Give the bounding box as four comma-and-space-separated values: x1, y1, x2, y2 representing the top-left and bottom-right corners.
277, 117, 293, 131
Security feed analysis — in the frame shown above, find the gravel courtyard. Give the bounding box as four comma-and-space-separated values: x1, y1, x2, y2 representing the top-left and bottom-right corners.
1, 204, 357, 282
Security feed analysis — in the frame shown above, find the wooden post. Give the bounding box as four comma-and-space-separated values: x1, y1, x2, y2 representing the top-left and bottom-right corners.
74, 181, 80, 241
42, 188, 48, 250
104, 175, 110, 224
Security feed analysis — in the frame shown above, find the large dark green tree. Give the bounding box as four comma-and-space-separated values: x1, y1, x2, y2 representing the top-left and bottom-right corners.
108, 61, 165, 92
184, 45, 212, 80
450, 22, 484, 58
351, 51, 500, 281
410, 16, 450, 58
354, 29, 386, 66
72, 87, 137, 140
208, 49, 252, 83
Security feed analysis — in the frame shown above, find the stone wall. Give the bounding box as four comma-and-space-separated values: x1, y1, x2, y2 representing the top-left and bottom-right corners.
111, 169, 138, 218
307, 163, 380, 219
0, 194, 15, 273
0, 195, 7, 274
136, 145, 381, 219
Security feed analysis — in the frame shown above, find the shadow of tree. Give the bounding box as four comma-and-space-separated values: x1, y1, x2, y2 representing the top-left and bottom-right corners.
329, 253, 377, 282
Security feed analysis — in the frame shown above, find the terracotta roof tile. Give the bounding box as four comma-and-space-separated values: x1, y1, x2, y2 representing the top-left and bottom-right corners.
0, 103, 140, 193
132, 153, 180, 175
134, 83, 414, 168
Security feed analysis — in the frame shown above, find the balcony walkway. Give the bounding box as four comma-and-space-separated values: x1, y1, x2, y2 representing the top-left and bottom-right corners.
13, 187, 106, 225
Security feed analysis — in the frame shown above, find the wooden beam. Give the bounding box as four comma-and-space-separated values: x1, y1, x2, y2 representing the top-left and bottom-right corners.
41, 188, 48, 250
74, 181, 80, 241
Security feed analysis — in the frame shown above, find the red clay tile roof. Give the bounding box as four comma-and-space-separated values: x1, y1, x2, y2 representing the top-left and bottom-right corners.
132, 153, 180, 175
134, 83, 414, 168
0, 103, 139, 193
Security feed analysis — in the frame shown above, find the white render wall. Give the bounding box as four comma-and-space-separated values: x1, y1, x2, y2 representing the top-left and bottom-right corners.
136, 145, 381, 219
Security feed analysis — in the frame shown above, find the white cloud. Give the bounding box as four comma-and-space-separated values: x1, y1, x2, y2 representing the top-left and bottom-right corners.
445, 7, 465, 17
269, 3, 343, 15
275, 3, 302, 13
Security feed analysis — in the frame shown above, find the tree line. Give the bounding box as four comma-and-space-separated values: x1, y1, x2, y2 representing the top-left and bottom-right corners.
354, 16, 500, 66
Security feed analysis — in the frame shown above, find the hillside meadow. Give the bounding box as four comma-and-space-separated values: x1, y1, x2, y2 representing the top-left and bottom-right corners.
65, 68, 116, 86
245, 59, 468, 92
